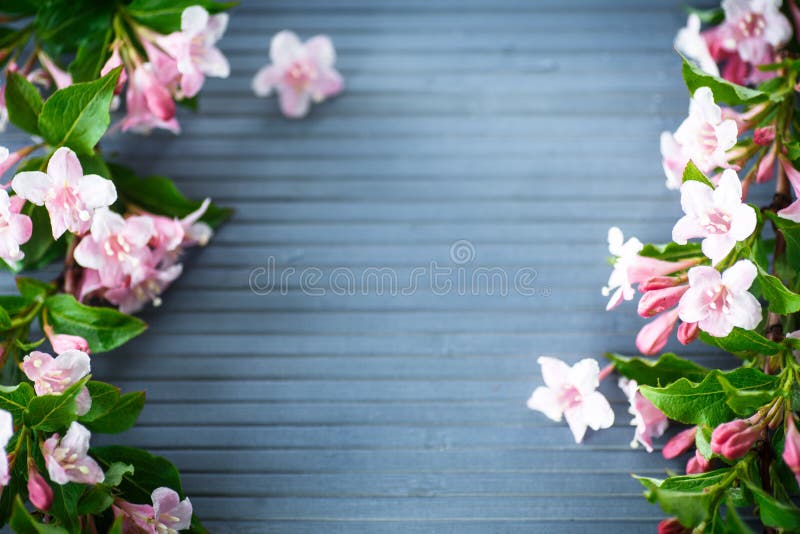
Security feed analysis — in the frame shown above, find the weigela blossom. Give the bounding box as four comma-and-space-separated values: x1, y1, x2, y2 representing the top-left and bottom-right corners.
114, 487, 193, 534
121, 64, 180, 134
710, 413, 764, 459
718, 0, 791, 69
678, 260, 762, 338
44, 324, 90, 355
686, 449, 711, 474
252, 30, 344, 118
42, 422, 104, 485
527, 357, 614, 443
27, 466, 53, 511
672, 169, 756, 265
0, 410, 13, 486
675, 14, 720, 76
636, 307, 681, 356
660, 88, 737, 190
662, 426, 698, 459
156, 6, 230, 98
618, 378, 668, 452
22, 350, 91, 416
783, 416, 800, 485
12, 147, 117, 239
0, 188, 32, 264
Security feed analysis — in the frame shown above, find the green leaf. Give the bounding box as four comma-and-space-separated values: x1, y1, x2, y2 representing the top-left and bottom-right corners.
10, 495, 69, 534
102, 462, 134, 487
0, 382, 34, 422
34, 0, 113, 56
724, 500, 756, 534
125, 0, 236, 33
24, 376, 88, 432
605, 352, 709, 387
16, 277, 55, 301
698, 327, 781, 357
0, 306, 11, 330
637, 242, 703, 262
43, 294, 146, 353
765, 211, 800, 267
682, 160, 715, 187
5, 71, 43, 135
37, 67, 121, 155
47, 482, 83, 533
90, 446, 183, 503
79, 381, 120, 423
0, 295, 34, 317
640, 368, 779, 427
754, 263, 800, 314
695, 425, 713, 460
746, 480, 800, 529
86, 391, 145, 434
110, 163, 232, 229
681, 54, 768, 106
76, 485, 114, 515
108, 516, 124, 534
716, 373, 775, 416
68, 27, 112, 82
637, 469, 731, 527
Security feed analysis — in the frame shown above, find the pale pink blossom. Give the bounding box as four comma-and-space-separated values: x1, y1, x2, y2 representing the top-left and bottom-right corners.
74, 208, 155, 289
43, 325, 89, 355
777, 156, 800, 222
0, 188, 32, 263
710, 413, 764, 459
12, 147, 117, 239
157, 6, 229, 98
678, 260, 762, 337
636, 307, 680, 356
27, 466, 53, 511
675, 14, 720, 76
37, 52, 73, 90
619, 378, 668, 452
121, 64, 180, 134
527, 357, 614, 443
22, 350, 91, 416
668, 87, 738, 179
783, 416, 800, 485
104, 263, 183, 314
719, 0, 791, 67
0, 410, 13, 486
101, 44, 128, 95
672, 169, 756, 264
660, 132, 690, 191
42, 422, 104, 485
113, 487, 192, 534
662, 426, 698, 459
252, 30, 343, 118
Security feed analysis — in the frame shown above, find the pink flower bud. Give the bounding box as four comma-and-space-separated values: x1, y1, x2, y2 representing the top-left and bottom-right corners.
639, 276, 682, 292
637, 285, 688, 318
676, 321, 699, 345
635, 308, 679, 356
27, 467, 53, 511
662, 426, 697, 459
101, 45, 127, 94
627, 257, 698, 286
710, 415, 763, 459
658, 518, 691, 534
756, 142, 777, 183
754, 125, 776, 146
44, 325, 89, 355
686, 449, 710, 474
783, 417, 800, 482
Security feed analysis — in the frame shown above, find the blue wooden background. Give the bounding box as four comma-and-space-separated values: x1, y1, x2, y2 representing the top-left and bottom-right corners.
1, 0, 744, 532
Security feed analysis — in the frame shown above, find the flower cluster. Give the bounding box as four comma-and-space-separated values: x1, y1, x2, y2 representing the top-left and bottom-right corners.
528, 1, 800, 531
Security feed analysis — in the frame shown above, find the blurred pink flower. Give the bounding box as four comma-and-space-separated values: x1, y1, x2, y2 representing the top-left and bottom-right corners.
43, 324, 89, 355
114, 487, 192, 534
777, 156, 800, 222
783, 416, 800, 485
619, 378, 668, 452
636, 307, 680, 356
121, 64, 180, 134
662, 426, 697, 459
0, 188, 32, 263
675, 14, 720, 76
42, 422, 104, 485
719, 0, 791, 67
12, 147, 117, 239
686, 449, 711, 474
22, 350, 91, 416
27, 466, 53, 511
252, 30, 343, 118
527, 356, 614, 443
0, 410, 12, 486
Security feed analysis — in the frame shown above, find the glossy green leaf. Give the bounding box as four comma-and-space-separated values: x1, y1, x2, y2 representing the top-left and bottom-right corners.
746, 481, 800, 529
637, 469, 731, 527
126, 0, 236, 33
0, 382, 34, 422
91, 446, 183, 503
68, 27, 112, 82
637, 242, 703, 262
79, 381, 120, 423
716, 373, 774, 416
755, 263, 800, 314
605, 352, 709, 387
682, 160, 714, 187
5, 71, 43, 135
9, 495, 68, 534
24, 376, 88, 432
698, 327, 781, 356
681, 54, 768, 105
86, 391, 145, 434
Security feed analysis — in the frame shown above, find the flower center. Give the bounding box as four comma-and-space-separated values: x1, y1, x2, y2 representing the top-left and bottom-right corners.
706, 283, 732, 314
558, 384, 582, 410
737, 12, 766, 39
284, 59, 317, 92
696, 121, 719, 157
700, 208, 732, 235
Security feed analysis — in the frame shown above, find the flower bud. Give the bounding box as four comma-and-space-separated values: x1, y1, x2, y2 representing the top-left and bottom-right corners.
676, 321, 699, 345
686, 449, 710, 474
27, 467, 53, 511
639, 276, 682, 292
783, 416, 800, 484
710, 415, 763, 459
756, 142, 777, 184
44, 325, 89, 355
637, 285, 688, 318
658, 517, 691, 534
753, 125, 776, 146
662, 426, 697, 459
636, 308, 679, 356
101, 45, 128, 94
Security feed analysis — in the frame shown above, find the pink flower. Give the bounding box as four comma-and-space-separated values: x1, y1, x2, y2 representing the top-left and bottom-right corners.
0, 188, 32, 263
43, 325, 89, 355
710, 413, 764, 459
662, 426, 698, 459
719, 0, 791, 67
754, 125, 776, 145
42, 422, 104, 485
113, 487, 192, 534
686, 449, 711, 474
677, 321, 700, 345
121, 64, 180, 134
104, 263, 183, 314
619, 378, 668, 452
675, 14, 720, 76
678, 260, 761, 338
37, 52, 73, 90
664, 87, 738, 183
12, 147, 117, 239
252, 30, 343, 118
74, 208, 156, 289
22, 350, 91, 416
637, 285, 689, 318
527, 357, 614, 443
672, 169, 757, 264
0, 410, 13, 486
101, 44, 128, 94
27, 466, 53, 511
660, 132, 690, 191
157, 6, 230, 98
777, 156, 800, 222
783, 416, 800, 485
636, 308, 680, 356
